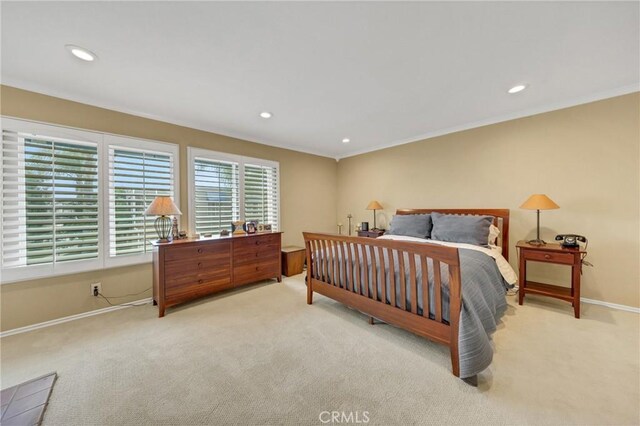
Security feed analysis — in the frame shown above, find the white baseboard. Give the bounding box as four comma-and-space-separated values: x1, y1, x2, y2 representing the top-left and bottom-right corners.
1, 295, 637, 339
581, 297, 640, 314
511, 287, 639, 314
0, 298, 152, 338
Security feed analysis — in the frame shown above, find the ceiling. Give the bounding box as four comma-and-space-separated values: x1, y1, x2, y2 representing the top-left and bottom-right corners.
2, 2, 638, 159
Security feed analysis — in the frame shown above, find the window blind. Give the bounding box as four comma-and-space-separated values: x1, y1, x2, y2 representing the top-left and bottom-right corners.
244, 163, 279, 230
1, 130, 99, 268
193, 157, 239, 234
108, 148, 174, 256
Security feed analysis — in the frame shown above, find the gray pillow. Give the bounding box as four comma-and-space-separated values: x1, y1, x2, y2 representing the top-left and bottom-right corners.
431, 212, 494, 246
387, 214, 432, 239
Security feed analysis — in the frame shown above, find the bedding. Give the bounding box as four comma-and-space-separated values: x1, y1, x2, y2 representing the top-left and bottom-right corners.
311, 235, 516, 378
387, 214, 432, 238
488, 224, 500, 245
431, 212, 494, 246
379, 235, 517, 285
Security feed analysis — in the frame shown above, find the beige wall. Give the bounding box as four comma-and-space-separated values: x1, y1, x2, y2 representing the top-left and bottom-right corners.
2, 87, 638, 332
0, 85, 338, 331
337, 93, 640, 308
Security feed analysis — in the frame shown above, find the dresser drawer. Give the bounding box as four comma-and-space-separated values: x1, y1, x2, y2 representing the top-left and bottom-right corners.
233, 246, 279, 266
164, 240, 231, 261
165, 275, 233, 302
233, 233, 280, 250
524, 250, 575, 265
165, 266, 231, 289
165, 252, 230, 277
234, 259, 279, 285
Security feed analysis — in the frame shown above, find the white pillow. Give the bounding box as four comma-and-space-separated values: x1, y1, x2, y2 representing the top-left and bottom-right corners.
488, 224, 500, 245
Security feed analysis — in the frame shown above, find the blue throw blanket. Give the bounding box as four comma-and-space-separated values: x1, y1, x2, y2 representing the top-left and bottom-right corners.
312, 246, 509, 378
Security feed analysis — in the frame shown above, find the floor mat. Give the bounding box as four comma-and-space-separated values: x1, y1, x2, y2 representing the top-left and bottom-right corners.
1, 372, 57, 426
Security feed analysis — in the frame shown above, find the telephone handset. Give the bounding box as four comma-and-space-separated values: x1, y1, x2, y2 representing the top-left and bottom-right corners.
555, 234, 587, 248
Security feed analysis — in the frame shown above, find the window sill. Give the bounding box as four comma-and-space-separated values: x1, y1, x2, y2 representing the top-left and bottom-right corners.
0, 254, 152, 285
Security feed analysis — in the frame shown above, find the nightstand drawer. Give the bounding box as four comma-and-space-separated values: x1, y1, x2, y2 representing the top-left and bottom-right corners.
524, 250, 574, 265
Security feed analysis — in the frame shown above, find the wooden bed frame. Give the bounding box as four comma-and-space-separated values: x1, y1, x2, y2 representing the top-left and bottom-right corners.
304, 208, 509, 380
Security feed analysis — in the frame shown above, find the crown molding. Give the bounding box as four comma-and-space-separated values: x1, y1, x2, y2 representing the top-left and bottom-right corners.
0, 78, 335, 159
3, 79, 637, 161
336, 83, 640, 160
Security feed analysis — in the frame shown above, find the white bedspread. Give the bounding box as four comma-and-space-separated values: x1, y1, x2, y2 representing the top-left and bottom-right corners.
377, 235, 517, 285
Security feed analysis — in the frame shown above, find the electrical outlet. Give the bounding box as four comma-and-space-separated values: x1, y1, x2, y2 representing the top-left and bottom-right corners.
91, 283, 102, 297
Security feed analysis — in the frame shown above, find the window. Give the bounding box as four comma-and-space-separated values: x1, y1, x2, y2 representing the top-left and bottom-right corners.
3, 134, 99, 266
244, 163, 279, 227
104, 135, 178, 267
193, 157, 240, 235
108, 145, 176, 258
1, 120, 103, 282
0, 118, 179, 282
188, 148, 279, 235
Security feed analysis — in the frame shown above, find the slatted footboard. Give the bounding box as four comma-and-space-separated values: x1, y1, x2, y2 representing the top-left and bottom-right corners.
303, 232, 463, 377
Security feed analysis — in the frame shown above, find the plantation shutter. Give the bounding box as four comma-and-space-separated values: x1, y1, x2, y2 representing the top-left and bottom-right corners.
193, 157, 240, 235
1, 130, 27, 267
108, 148, 175, 256
1, 130, 99, 268
243, 163, 279, 230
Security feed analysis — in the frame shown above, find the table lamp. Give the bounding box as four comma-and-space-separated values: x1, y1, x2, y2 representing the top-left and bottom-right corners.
520, 194, 559, 246
144, 196, 182, 243
366, 200, 383, 230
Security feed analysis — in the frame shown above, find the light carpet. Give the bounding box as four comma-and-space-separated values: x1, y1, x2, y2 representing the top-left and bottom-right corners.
1, 275, 638, 425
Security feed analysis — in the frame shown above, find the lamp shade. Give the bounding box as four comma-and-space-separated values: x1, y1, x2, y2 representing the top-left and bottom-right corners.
520, 194, 559, 210
144, 196, 182, 216
366, 200, 383, 210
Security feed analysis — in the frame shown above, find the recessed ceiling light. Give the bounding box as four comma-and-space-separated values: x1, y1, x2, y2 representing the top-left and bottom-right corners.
342, 138, 350, 144
260, 112, 272, 119
508, 84, 527, 94
65, 45, 96, 62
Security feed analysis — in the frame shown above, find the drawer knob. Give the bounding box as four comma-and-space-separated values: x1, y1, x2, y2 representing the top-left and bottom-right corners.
255, 266, 259, 271
198, 279, 203, 284
198, 262, 202, 268
544, 254, 551, 259
197, 248, 203, 254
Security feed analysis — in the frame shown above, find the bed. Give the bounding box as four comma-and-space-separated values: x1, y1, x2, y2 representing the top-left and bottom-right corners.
303, 209, 514, 383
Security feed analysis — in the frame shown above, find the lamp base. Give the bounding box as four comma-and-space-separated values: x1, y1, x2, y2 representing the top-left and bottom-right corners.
526, 238, 547, 246
154, 216, 173, 242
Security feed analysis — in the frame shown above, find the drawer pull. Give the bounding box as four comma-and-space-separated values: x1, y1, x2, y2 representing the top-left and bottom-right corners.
198, 262, 202, 268
544, 254, 551, 259
198, 279, 203, 284
197, 248, 203, 254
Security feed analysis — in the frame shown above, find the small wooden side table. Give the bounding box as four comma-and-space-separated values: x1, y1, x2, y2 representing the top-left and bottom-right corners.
516, 240, 586, 318
281, 246, 306, 277
357, 229, 385, 238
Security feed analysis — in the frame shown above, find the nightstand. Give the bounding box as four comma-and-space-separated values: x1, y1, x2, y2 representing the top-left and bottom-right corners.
357, 229, 385, 238
516, 240, 586, 318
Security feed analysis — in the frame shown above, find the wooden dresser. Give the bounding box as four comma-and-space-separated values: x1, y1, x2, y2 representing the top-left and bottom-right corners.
152, 232, 282, 316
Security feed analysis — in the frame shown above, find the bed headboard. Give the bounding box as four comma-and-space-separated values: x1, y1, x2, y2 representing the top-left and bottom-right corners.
396, 209, 510, 261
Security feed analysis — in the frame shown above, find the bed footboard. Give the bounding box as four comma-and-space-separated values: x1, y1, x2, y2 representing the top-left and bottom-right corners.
303, 232, 462, 377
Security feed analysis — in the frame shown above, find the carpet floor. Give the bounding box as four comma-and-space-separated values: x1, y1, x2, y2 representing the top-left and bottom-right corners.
1, 274, 638, 425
